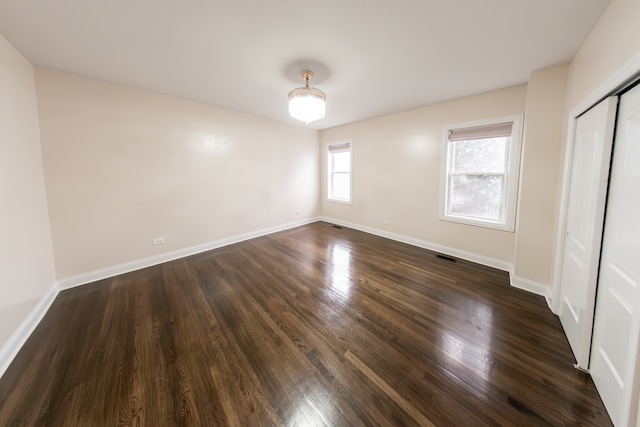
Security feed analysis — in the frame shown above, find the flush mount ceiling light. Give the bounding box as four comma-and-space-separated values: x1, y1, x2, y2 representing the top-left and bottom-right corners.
288, 70, 326, 124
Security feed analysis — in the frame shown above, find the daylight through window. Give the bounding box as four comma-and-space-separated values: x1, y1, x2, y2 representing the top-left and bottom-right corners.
327, 141, 352, 204
441, 116, 523, 231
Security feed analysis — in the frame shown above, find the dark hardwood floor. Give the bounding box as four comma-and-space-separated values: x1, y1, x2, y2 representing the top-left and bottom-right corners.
0, 222, 612, 426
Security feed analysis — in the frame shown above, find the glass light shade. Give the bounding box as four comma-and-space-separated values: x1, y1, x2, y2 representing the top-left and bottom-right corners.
288, 88, 326, 124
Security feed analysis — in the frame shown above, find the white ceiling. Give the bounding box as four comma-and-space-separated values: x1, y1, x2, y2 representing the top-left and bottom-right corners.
0, 0, 610, 130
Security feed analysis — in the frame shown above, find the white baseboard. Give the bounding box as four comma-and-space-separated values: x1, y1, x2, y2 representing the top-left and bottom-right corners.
57, 217, 320, 290
319, 216, 554, 307
510, 274, 553, 309
58, 216, 555, 307
0, 217, 555, 380
319, 217, 513, 272
1, 218, 318, 380
0, 283, 59, 379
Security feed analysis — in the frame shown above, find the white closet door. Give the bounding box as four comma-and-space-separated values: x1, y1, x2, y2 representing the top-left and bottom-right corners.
590, 84, 640, 427
558, 97, 617, 369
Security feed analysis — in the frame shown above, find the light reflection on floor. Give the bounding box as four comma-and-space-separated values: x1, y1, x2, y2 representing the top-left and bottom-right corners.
325, 242, 353, 299
440, 300, 494, 387
288, 394, 334, 427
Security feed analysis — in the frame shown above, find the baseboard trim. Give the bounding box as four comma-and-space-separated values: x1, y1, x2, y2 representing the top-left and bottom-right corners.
1, 217, 554, 379
319, 217, 513, 272
57, 216, 555, 306
57, 218, 320, 290
319, 217, 554, 307
0, 283, 59, 379
510, 275, 553, 309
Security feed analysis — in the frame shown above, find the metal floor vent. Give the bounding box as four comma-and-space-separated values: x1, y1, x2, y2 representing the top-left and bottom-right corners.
436, 253, 457, 263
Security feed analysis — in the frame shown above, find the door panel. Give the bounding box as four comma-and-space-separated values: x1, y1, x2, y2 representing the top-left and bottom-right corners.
559, 97, 617, 369
590, 84, 640, 427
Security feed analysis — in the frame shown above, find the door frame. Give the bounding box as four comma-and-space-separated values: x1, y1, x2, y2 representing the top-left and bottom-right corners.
552, 53, 640, 426
552, 53, 640, 316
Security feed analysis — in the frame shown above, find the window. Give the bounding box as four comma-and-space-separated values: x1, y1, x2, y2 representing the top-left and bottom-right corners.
441, 115, 523, 231
327, 141, 352, 204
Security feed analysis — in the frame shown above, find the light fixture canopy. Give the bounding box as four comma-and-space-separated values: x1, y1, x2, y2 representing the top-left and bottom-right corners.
288, 70, 326, 124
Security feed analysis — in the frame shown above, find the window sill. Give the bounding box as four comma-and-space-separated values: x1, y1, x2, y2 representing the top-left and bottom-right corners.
327, 198, 352, 206
439, 214, 514, 232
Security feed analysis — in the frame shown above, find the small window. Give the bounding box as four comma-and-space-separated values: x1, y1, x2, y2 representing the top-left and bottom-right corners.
441, 115, 523, 231
327, 141, 352, 204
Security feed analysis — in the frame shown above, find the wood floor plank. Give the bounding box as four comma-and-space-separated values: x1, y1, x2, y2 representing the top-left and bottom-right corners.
343, 350, 436, 427
0, 222, 613, 426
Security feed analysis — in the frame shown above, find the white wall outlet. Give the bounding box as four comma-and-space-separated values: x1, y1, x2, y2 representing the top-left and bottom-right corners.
382, 219, 389, 225
152, 237, 165, 245
295, 211, 301, 215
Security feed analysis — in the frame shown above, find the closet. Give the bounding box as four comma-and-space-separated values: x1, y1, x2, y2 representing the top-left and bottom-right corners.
558, 82, 640, 426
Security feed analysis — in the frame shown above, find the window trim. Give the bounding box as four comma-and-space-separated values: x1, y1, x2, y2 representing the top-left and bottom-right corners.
326, 140, 353, 205
439, 114, 524, 232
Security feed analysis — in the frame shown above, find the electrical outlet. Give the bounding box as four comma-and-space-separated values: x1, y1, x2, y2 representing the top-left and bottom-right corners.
152, 237, 165, 245
382, 219, 389, 225
295, 211, 301, 215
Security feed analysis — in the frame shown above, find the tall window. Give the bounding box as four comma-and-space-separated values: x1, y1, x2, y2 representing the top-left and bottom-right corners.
327, 141, 352, 204
441, 115, 523, 231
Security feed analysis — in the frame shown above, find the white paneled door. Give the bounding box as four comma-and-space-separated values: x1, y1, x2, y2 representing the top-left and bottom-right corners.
559, 97, 617, 369
590, 84, 640, 427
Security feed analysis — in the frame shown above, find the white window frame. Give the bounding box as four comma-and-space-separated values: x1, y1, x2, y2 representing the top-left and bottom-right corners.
326, 140, 353, 205
440, 114, 524, 232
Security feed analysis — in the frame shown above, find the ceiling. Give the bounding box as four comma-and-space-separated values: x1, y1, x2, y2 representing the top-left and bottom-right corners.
0, 0, 610, 130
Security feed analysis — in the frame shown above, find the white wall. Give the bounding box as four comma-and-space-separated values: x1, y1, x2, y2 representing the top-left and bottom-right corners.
318, 80, 572, 296
565, 0, 640, 109
0, 36, 56, 357
513, 66, 569, 286
35, 68, 319, 280
319, 85, 527, 266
